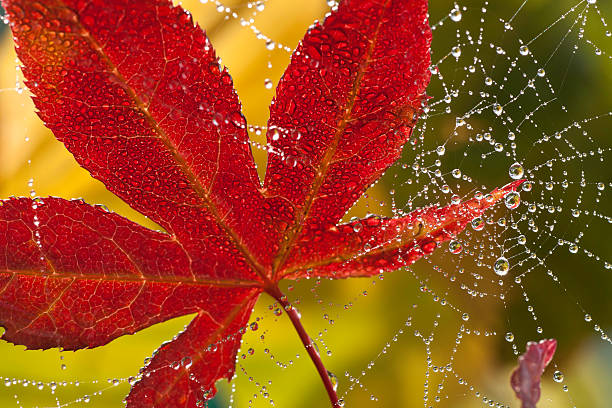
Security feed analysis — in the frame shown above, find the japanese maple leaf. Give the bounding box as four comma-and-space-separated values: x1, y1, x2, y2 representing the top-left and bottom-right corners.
0, 0, 523, 406
511, 339, 558, 408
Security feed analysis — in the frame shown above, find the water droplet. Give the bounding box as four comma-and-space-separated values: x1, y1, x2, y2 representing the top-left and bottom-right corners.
553, 370, 564, 383
451, 46, 461, 58
327, 371, 338, 392
450, 8, 462, 22
587, 0, 596, 4
509, 162, 524, 179
519, 45, 529, 56
436, 145, 446, 156
449, 240, 463, 254
265, 40, 275, 50
264, 78, 273, 89
471, 217, 484, 231
505, 332, 514, 342
493, 104, 503, 116
182, 357, 193, 369
504, 192, 521, 209
494, 257, 510, 276
518, 235, 527, 245
462, 313, 469, 321
569, 244, 578, 254
452, 168, 462, 178
522, 181, 533, 192
584, 314, 592, 322
537, 68, 546, 77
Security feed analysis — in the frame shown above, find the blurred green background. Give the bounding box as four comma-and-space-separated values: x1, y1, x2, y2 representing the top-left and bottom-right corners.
0, 0, 610, 407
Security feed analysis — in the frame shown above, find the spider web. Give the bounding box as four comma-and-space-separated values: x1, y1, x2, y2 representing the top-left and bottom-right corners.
0, 0, 610, 407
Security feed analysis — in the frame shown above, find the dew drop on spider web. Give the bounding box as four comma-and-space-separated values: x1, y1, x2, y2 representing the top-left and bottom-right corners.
449, 8, 462, 22
327, 371, 338, 392
504, 192, 521, 210
471, 217, 484, 231
494, 257, 510, 276
509, 162, 524, 180
448, 240, 463, 254
451, 46, 461, 58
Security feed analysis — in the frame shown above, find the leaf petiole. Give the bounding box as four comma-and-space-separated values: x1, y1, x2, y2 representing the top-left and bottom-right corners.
266, 285, 341, 408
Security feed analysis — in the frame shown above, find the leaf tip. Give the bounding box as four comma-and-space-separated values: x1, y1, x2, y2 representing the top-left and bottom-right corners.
510, 338, 557, 408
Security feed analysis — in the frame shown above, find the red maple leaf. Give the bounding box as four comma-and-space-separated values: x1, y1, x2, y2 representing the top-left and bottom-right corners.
511, 339, 558, 408
0, 0, 524, 406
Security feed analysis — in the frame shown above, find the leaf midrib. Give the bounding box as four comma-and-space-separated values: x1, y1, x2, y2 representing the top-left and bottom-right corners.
0, 268, 263, 289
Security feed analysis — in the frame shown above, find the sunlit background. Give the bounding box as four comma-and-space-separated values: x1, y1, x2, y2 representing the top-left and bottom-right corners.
0, 0, 611, 407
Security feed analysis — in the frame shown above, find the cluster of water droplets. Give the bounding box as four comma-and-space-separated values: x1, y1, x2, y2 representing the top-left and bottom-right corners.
1, 0, 611, 407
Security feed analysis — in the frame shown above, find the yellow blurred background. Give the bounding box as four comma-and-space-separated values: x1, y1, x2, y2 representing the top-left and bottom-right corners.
0, 0, 610, 407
